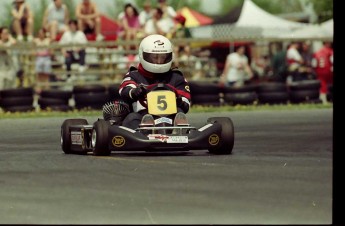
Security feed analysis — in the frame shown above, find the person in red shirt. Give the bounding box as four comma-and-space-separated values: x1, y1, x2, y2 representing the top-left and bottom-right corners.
312, 42, 333, 104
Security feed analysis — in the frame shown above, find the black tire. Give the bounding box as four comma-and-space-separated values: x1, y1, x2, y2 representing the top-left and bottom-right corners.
41, 104, 72, 112
38, 97, 68, 107
257, 82, 287, 93
0, 87, 33, 98
288, 80, 321, 91
73, 85, 106, 94
108, 84, 121, 100
74, 92, 109, 105
61, 119, 89, 154
2, 105, 35, 112
92, 119, 110, 156
207, 117, 234, 155
0, 97, 34, 108
289, 89, 319, 103
258, 92, 289, 104
191, 94, 220, 104
189, 81, 220, 95
224, 92, 258, 105
223, 84, 258, 94
40, 89, 73, 100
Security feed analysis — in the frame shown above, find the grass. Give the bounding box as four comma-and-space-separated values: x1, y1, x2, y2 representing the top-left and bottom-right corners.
0, 102, 333, 119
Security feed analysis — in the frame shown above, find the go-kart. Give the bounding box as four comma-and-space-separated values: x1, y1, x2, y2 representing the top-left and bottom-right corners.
61, 83, 235, 155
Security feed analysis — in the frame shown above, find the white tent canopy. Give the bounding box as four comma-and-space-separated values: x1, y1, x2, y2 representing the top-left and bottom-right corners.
278, 19, 333, 40
236, 0, 307, 29
191, 0, 315, 40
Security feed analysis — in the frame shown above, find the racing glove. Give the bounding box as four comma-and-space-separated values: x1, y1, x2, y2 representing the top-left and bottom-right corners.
130, 86, 147, 101
176, 96, 190, 113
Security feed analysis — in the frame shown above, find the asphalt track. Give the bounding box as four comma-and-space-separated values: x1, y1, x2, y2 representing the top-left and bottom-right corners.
0, 109, 332, 224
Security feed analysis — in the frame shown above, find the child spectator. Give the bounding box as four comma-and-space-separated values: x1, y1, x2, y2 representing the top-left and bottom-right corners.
75, 0, 104, 41
43, 0, 69, 41
11, 0, 34, 42
119, 3, 142, 49
59, 20, 88, 79
34, 29, 52, 93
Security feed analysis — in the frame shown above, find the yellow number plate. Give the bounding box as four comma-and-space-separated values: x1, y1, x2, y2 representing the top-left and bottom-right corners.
147, 90, 177, 115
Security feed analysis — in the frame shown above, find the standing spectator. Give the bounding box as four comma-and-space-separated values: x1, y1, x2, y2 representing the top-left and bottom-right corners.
271, 42, 287, 82
139, 1, 153, 28
144, 7, 174, 36
59, 19, 88, 79
169, 15, 191, 66
75, 0, 104, 41
286, 42, 304, 82
34, 28, 52, 93
300, 41, 315, 79
311, 42, 333, 104
119, 3, 142, 50
220, 45, 253, 87
11, 0, 34, 42
0, 27, 17, 89
42, 0, 69, 41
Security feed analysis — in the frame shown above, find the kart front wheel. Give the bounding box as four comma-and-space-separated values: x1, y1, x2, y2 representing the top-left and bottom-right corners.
207, 117, 234, 155
61, 119, 88, 154
92, 119, 110, 156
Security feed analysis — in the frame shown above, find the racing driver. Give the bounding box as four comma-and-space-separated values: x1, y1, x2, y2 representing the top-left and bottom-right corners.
118, 34, 191, 129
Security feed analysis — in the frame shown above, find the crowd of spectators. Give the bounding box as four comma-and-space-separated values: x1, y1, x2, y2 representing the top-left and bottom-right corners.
219, 41, 333, 104
0, 0, 193, 90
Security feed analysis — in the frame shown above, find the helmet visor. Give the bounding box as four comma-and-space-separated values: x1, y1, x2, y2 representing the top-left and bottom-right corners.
143, 52, 172, 64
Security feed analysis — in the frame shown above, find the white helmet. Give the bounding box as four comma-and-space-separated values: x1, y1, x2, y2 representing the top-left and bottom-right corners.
138, 34, 173, 74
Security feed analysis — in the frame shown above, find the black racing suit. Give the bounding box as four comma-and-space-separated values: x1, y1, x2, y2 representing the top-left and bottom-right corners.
119, 64, 191, 129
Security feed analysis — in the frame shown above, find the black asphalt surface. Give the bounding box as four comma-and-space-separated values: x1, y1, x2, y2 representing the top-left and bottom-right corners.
0, 109, 332, 224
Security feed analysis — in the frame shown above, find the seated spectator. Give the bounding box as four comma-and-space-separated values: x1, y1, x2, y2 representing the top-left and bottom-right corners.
43, 0, 69, 41
11, 0, 34, 42
139, 1, 153, 28
75, 0, 104, 41
250, 55, 271, 82
119, 3, 143, 50
34, 28, 52, 93
59, 20, 88, 79
157, 0, 177, 20
0, 27, 17, 89
144, 7, 174, 36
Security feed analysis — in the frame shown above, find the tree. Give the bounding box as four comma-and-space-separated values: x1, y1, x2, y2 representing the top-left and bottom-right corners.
219, 0, 332, 23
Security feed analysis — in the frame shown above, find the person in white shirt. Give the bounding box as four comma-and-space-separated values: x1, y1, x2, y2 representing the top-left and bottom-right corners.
144, 7, 174, 36
286, 42, 304, 82
220, 45, 253, 87
59, 19, 88, 77
138, 1, 153, 27
42, 0, 69, 41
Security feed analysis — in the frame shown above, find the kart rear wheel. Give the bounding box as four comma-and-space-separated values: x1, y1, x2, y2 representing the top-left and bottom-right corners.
92, 119, 111, 156
207, 117, 234, 155
61, 119, 88, 154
